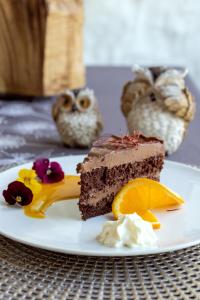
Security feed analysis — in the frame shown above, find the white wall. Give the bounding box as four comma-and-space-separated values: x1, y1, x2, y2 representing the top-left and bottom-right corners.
84, 0, 200, 84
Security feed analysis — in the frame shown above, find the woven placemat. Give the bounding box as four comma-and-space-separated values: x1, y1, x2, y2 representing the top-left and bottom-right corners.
0, 165, 200, 299
0, 235, 199, 300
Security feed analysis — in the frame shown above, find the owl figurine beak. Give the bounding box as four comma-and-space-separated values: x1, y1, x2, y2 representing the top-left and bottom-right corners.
71, 103, 78, 112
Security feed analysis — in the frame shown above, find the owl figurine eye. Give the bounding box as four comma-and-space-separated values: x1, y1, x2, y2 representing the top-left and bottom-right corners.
61, 94, 73, 112
77, 97, 91, 111
149, 92, 156, 102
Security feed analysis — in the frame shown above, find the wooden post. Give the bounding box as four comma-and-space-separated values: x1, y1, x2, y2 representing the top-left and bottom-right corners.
0, 0, 85, 96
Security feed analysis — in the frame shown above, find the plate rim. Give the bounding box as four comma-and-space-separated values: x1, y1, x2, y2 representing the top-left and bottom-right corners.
0, 155, 199, 257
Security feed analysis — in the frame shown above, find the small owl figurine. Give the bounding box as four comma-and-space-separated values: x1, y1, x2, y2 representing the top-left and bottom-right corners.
121, 66, 196, 154
52, 88, 103, 148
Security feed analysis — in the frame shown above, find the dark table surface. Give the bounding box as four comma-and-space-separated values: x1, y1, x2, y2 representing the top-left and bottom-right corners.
0, 66, 199, 167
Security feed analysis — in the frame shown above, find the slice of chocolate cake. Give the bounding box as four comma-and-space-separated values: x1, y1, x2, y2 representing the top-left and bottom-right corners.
77, 133, 165, 220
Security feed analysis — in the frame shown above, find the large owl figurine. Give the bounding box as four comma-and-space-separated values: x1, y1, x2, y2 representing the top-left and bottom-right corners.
52, 88, 103, 148
121, 66, 196, 154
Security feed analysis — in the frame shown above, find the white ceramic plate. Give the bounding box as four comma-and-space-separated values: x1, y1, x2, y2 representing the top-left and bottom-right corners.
0, 155, 200, 256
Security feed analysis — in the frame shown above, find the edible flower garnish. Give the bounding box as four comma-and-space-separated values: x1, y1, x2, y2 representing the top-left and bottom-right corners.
2, 158, 65, 210
33, 158, 64, 184
17, 169, 41, 194
3, 181, 33, 206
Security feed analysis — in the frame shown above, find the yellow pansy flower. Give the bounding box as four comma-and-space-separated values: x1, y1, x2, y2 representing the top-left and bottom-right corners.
17, 169, 41, 194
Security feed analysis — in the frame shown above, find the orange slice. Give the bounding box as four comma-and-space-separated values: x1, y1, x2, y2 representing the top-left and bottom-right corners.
112, 178, 185, 228
138, 210, 161, 229
24, 175, 80, 218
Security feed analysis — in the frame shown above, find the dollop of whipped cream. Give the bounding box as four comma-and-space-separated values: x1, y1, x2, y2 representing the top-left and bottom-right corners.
97, 213, 157, 248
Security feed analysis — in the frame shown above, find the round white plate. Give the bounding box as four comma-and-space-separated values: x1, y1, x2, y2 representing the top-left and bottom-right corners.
0, 155, 200, 256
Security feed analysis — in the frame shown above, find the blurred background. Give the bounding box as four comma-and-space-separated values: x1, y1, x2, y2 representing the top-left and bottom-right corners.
0, 0, 198, 164
84, 0, 199, 83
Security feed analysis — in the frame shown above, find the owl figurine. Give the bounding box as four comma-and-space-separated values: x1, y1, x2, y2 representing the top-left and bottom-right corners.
52, 88, 103, 148
121, 66, 196, 154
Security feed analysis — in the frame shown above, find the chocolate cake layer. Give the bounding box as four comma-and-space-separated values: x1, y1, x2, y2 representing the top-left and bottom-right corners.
79, 154, 164, 220
79, 193, 115, 220
79, 154, 163, 194
77, 133, 165, 220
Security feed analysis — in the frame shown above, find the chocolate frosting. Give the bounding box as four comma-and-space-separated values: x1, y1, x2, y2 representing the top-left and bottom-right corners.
93, 133, 163, 150
77, 133, 164, 173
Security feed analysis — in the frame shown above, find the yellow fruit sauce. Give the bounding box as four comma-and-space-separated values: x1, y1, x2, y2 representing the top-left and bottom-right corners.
24, 175, 80, 218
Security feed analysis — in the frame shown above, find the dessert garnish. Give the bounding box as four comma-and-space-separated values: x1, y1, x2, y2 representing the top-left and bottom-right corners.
3, 181, 33, 206
24, 175, 80, 218
112, 178, 185, 229
2, 158, 74, 217
33, 158, 64, 183
97, 213, 157, 248
17, 169, 41, 194
110, 132, 141, 148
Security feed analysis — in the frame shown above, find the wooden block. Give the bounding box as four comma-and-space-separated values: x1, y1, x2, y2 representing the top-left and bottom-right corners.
0, 0, 85, 96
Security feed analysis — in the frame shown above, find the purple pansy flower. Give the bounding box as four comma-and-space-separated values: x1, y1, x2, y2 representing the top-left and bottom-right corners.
33, 158, 49, 180
3, 181, 33, 206
33, 158, 64, 184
